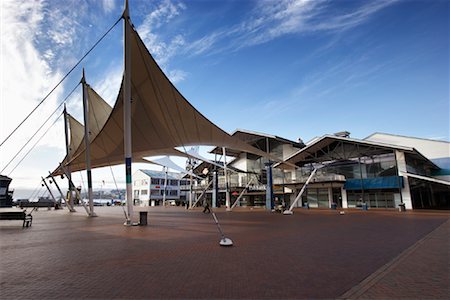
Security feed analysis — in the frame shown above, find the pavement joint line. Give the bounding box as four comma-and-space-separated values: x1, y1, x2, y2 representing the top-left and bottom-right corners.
337, 219, 450, 300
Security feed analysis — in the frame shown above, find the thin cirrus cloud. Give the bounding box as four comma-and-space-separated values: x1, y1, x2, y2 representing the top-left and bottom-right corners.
136, 0, 188, 83
101, 0, 116, 14
0, 0, 115, 181
185, 0, 399, 56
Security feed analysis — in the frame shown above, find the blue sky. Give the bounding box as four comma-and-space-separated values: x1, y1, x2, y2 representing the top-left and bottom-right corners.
0, 0, 448, 194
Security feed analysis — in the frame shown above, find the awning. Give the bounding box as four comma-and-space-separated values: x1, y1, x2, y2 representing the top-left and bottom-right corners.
65, 19, 276, 174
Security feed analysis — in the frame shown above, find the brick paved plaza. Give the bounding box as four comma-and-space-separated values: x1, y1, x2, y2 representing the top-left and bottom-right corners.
0, 206, 448, 299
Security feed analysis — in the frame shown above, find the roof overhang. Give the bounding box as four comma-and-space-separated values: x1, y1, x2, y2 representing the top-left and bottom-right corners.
280, 135, 439, 169
209, 129, 304, 157
401, 171, 450, 186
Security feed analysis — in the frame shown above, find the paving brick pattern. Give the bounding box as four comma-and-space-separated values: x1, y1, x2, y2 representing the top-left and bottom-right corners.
0, 207, 448, 299
340, 219, 449, 299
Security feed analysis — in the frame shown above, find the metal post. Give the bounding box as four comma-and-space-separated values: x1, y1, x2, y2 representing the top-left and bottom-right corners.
191, 180, 213, 208
162, 166, 168, 206
48, 171, 75, 212
81, 69, 96, 217
265, 162, 274, 210
60, 166, 91, 215
123, 0, 133, 225
212, 169, 218, 208
63, 105, 76, 211
284, 168, 317, 214
41, 177, 58, 206
222, 147, 230, 210
230, 177, 253, 210
188, 159, 193, 209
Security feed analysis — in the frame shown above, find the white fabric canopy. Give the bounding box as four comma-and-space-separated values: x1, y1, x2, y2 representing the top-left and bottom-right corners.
67, 114, 84, 157
51, 85, 117, 176
65, 20, 275, 174
146, 156, 202, 179
185, 148, 234, 171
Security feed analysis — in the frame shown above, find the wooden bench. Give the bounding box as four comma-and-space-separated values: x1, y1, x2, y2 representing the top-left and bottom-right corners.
0, 209, 33, 228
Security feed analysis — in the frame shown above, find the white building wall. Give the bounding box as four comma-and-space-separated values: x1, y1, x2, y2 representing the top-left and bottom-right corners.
341, 187, 348, 208
395, 150, 413, 210
328, 187, 333, 208
231, 153, 248, 172
132, 170, 150, 206
282, 144, 299, 160
366, 133, 449, 160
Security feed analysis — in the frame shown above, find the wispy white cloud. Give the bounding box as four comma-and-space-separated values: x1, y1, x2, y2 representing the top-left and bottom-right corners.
1, 0, 64, 149
135, 0, 397, 80
186, 0, 398, 55
94, 63, 122, 106
0, 0, 106, 186
136, 0, 187, 81
184, 30, 227, 56
101, 0, 116, 14
139, 0, 186, 31
167, 69, 188, 84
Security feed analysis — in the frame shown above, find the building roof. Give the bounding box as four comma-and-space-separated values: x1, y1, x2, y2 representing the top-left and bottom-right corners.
281, 135, 439, 169
365, 132, 450, 144
365, 132, 450, 161
209, 129, 304, 157
190, 160, 246, 176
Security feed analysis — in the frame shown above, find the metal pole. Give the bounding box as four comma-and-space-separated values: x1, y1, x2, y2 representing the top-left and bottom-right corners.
41, 177, 58, 206
81, 69, 96, 217
162, 166, 168, 206
60, 166, 91, 215
123, 0, 133, 225
265, 162, 275, 210
231, 177, 253, 210
191, 180, 213, 208
212, 169, 218, 208
222, 147, 230, 210
63, 105, 76, 211
212, 153, 218, 208
48, 171, 75, 212
189, 163, 193, 209
284, 168, 317, 214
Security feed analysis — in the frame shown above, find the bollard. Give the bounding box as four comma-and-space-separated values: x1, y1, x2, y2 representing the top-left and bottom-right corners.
139, 211, 148, 226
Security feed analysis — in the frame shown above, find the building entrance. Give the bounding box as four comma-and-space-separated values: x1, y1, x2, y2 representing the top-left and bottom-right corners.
332, 188, 342, 207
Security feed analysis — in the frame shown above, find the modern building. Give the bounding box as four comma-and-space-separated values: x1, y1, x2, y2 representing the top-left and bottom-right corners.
281, 133, 449, 210
365, 133, 450, 181
133, 169, 182, 206
135, 130, 448, 211
191, 129, 304, 207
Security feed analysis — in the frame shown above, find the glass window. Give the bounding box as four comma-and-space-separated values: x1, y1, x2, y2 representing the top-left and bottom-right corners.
385, 193, 395, 208
347, 191, 359, 208
368, 193, 377, 208
150, 189, 160, 195
141, 190, 148, 195
318, 188, 329, 208
306, 189, 318, 208
151, 178, 160, 185
377, 193, 386, 208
